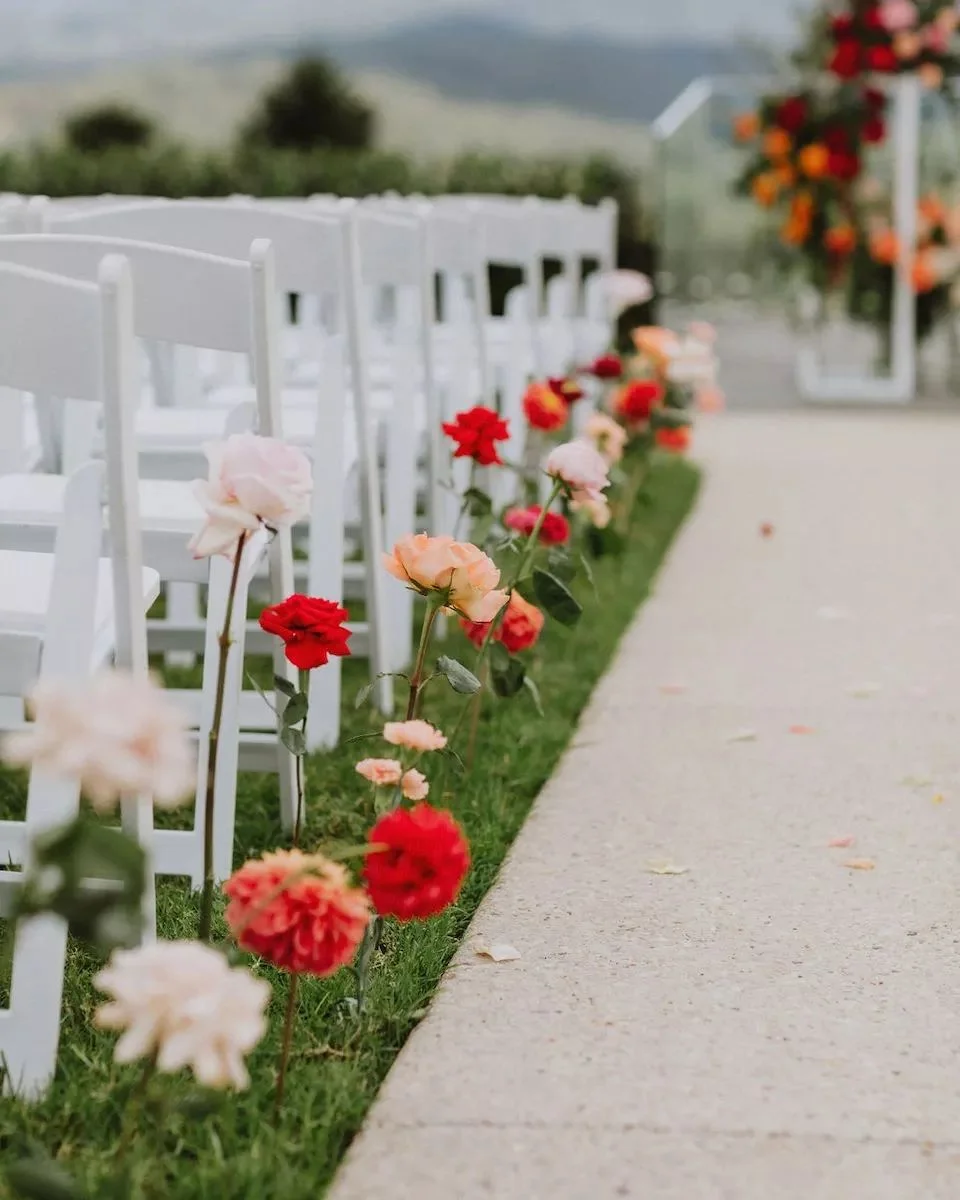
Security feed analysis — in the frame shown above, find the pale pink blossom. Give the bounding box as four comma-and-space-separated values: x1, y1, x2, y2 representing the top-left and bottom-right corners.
355, 758, 403, 787
3, 671, 194, 811
189, 433, 313, 560
696, 384, 727, 414
401, 768, 430, 801
600, 269, 654, 316
924, 19, 950, 52
94, 941, 269, 1089
383, 534, 508, 623
686, 320, 717, 345
383, 719, 447, 753
879, 0, 918, 30
545, 440, 611, 504
572, 493, 612, 529
583, 412, 628, 464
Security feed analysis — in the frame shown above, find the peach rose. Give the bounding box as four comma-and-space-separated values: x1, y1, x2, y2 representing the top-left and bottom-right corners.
583, 412, 628, 465
572, 493, 612, 529
545, 440, 611, 505
189, 433, 312, 559
401, 768, 430, 801
356, 758, 403, 787
383, 719, 447, 753
383, 534, 508, 623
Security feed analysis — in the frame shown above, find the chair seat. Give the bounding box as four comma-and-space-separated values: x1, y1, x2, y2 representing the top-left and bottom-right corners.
0, 549, 160, 664
131, 404, 363, 460
0, 475, 206, 535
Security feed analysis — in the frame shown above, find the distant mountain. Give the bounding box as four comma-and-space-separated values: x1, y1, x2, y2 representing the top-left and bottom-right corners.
315, 16, 765, 125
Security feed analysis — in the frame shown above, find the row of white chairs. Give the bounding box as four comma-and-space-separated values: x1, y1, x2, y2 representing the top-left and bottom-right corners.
0, 190, 618, 1097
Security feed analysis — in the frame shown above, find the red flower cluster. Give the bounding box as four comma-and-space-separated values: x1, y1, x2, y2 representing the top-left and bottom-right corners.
828, 2, 956, 82
655, 425, 692, 455
461, 590, 545, 655
364, 804, 470, 920
613, 378, 664, 424
224, 850, 370, 976
441, 405, 510, 466
583, 353, 624, 380
503, 504, 570, 545
259, 595, 352, 670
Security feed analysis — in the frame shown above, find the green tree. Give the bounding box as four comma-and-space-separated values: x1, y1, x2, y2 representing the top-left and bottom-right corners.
63, 103, 157, 154
241, 56, 375, 152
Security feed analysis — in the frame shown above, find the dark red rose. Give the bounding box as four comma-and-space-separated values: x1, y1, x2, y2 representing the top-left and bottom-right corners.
775, 96, 808, 133
863, 5, 885, 29
862, 114, 886, 144
363, 804, 470, 920
830, 14, 855, 37
585, 353, 624, 379
864, 87, 887, 111
827, 148, 862, 181
824, 125, 852, 152
441, 405, 510, 466
503, 504, 570, 546
829, 40, 862, 78
548, 376, 585, 404
865, 44, 898, 72
259, 595, 352, 670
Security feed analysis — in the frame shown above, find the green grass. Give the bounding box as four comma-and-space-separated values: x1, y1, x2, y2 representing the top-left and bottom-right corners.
0, 459, 699, 1199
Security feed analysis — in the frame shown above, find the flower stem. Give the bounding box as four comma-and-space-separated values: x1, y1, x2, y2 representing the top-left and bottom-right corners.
464, 660, 489, 772
198, 532, 247, 943
116, 1054, 157, 1163
353, 915, 383, 1015
273, 972, 299, 1123
293, 668, 309, 847
405, 603, 440, 720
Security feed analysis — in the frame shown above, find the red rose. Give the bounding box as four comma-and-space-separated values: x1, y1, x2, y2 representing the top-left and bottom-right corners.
824, 125, 851, 152
613, 378, 664, 424
865, 44, 898, 72
259, 594, 352, 670
863, 5, 884, 29
503, 504, 570, 545
461, 590, 544, 654
655, 425, 692, 454
827, 148, 861, 181
548, 376, 584, 403
775, 96, 808, 133
862, 113, 886, 144
831, 14, 855, 37
829, 40, 862, 78
522, 381, 569, 432
585, 353, 624, 379
363, 804, 470, 920
441, 405, 510, 466
864, 87, 886, 111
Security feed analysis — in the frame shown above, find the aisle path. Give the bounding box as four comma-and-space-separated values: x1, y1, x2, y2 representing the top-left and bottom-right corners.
332, 412, 960, 1199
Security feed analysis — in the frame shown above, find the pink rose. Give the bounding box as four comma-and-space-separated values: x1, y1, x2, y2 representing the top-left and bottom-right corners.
382, 720, 447, 753
600, 269, 654, 316
401, 768, 430, 801
545, 440, 611, 504
355, 758, 403, 787
189, 433, 313, 560
879, 0, 918, 30
383, 534, 508, 623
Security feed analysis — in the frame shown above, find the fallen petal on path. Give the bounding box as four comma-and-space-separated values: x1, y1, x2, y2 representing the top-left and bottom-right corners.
646, 860, 690, 876
658, 683, 687, 695
759, 522, 775, 538
932, 793, 946, 805
846, 683, 882, 698
843, 858, 876, 871
828, 836, 855, 848
901, 774, 934, 788
476, 944, 522, 963
727, 728, 758, 743
789, 724, 815, 735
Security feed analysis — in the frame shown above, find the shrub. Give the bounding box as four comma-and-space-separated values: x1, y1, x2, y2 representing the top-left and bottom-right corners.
240, 57, 375, 152
63, 103, 157, 154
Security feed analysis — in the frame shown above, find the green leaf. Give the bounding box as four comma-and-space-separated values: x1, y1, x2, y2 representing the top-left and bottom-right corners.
532, 569, 583, 627
545, 548, 577, 583
6, 1158, 84, 1200
523, 674, 545, 716
491, 654, 525, 698
273, 675, 298, 699
578, 553, 598, 597
282, 692, 308, 728
463, 487, 493, 517
246, 672, 277, 716
436, 655, 482, 695
586, 525, 627, 559
280, 726, 307, 756
354, 682, 373, 710
176, 1092, 225, 1120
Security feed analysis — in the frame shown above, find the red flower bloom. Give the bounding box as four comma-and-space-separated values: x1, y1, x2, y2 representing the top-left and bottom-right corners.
523, 381, 569, 432
503, 504, 570, 545
585, 353, 624, 379
863, 114, 886, 144
830, 14, 854, 36
865, 44, 898, 72
441, 405, 509, 466
613, 378, 664, 424
548, 376, 585, 404
827, 149, 861, 181
775, 96, 808, 133
824, 125, 851, 152
224, 850, 370, 976
259, 595, 352, 671
364, 804, 470, 920
655, 425, 692, 455
461, 590, 544, 654
863, 5, 884, 29
864, 87, 887, 111
829, 40, 862, 78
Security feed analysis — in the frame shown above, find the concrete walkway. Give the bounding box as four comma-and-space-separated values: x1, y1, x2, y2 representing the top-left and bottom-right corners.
332, 412, 960, 1200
